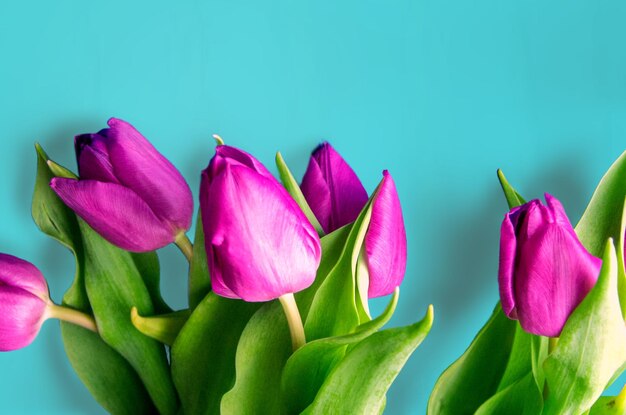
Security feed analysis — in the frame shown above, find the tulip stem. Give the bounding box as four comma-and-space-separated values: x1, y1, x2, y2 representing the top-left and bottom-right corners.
47, 303, 98, 333
278, 293, 306, 351
175, 233, 194, 263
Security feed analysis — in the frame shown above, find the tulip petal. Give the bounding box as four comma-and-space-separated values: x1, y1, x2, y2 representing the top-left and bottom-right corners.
514, 224, 601, 337
300, 157, 332, 232
50, 178, 174, 252
103, 118, 193, 232
75, 133, 119, 183
213, 145, 275, 179
498, 212, 518, 319
301, 143, 368, 233
0, 254, 48, 299
365, 171, 407, 298
199, 171, 239, 299
0, 286, 47, 351
204, 165, 321, 302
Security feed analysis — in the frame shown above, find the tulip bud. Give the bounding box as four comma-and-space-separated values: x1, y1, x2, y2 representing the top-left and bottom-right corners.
498, 194, 601, 337
200, 145, 322, 302
0, 254, 50, 351
301, 143, 407, 298
300, 142, 369, 234
51, 118, 193, 252
364, 171, 408, 298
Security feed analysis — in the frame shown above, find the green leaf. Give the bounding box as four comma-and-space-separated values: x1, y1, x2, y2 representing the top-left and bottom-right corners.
496, 325, 541, 393
130, 308, 190, 346
275, 151, 325, 237
60, 324, 156, 415
427, 304, 517, 415
296, 224, 351, 321
32, 144, 155, 415
304, 199, 373, 340
576, 151, 626, 258
616, 198, 626, 320
544, 239, 626, 415
590, 388, 626, 415
220, 301, 292, 414
132, 252, 172, 314
497, 169, 527, 209
281, 288, 399, 414
188, 212, 210, 309
171, 293, 260, 415
303, 304, 434, 414
80, 220, 179, 415
32, 143, 81, 252
475, 372, 542, 415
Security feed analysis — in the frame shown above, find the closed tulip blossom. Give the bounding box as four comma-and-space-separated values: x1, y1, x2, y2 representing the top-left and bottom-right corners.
301, 142, 369, 234
201, 145, 322, 349
498, 194, 601, 337
364, 171, 407, 298
0, 254, 96, 351
51, 118, 194, 254
301, 143, 407, 298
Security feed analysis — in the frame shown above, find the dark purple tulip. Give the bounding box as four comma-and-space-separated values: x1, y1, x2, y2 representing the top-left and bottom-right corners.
201, 145, 322, 302
301, 142, 369, 234
498, 194, 601, 337
0, 254, 49, 351
51, 118, 193, 252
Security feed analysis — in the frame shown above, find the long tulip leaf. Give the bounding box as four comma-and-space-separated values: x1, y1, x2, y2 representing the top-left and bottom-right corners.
188, 211, 210, 309
220, 301, 292, 414
80, 220, 179, 415
544, 239, 626, 415
427, 304, 517, 415
303, 305, 433, 414
32, 144, 155, 415
281, 289, 399, 414
576, 150, 626, 257
171, 293, 260, 415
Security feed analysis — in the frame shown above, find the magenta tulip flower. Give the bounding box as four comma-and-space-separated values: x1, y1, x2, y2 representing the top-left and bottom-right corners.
0, 254, 50, 351
301, 142, 369, 234
200, 145, 322, 302
51, 118, 193, 252
498, 194, 601, 337
365, 171, 407, 298
301, 143, 407, 298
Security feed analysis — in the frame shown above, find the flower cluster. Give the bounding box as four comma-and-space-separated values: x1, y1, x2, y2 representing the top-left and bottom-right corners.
0, 118, 426, 414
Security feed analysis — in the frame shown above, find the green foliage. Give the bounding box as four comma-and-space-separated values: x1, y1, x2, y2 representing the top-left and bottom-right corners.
543, 240, 626, 415
188, 212, 210, 309
32, 143, 432, 414
171, 293, 260, 415
32, 144, 157, 415
303, 305, 434, 414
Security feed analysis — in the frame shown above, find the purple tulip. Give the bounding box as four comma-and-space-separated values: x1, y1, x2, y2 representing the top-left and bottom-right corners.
51, 118, 193, 252
200, 145, 322, 302
301, 143, 407, 298
365, 171, 408, 298
498, 194, 601, 337
301, 142, 369, 234
0, 254, 50, 351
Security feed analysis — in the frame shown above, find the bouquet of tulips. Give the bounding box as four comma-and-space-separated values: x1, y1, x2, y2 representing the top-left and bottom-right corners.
429, 163, 626, 414
1, 118, 432, 414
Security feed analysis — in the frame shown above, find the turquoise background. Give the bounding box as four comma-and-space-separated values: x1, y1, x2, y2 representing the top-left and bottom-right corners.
1, 0, 625, 413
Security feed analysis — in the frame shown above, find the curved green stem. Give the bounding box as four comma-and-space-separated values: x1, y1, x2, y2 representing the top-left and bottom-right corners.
278, 293, 306, 351
175, 233, 193, 263
47, 303, 98, 333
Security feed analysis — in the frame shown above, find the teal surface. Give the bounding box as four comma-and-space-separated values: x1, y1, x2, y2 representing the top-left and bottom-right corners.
1, 1, 626, 413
